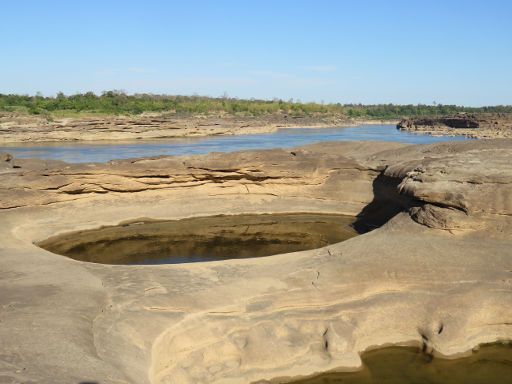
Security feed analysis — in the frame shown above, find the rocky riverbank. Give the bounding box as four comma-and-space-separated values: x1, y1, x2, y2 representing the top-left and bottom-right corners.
0, 111, 397, 143
0, 139, 510, 383
397, 113, 512, 139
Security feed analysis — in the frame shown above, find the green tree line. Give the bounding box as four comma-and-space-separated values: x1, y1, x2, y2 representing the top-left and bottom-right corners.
0, 91, 510, 119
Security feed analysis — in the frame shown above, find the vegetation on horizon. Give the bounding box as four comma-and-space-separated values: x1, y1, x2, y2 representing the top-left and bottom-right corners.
1, 91, 511, 120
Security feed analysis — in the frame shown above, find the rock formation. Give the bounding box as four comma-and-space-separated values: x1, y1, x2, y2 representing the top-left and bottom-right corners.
0, 111, 375, 143
0, 139, 510, 383
397, 113, 512, 139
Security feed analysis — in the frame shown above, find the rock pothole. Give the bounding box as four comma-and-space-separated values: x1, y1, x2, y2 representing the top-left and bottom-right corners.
36, 213, 358, 265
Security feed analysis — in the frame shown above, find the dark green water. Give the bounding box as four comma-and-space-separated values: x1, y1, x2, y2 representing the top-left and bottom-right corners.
37, 213, 357, 264
288, 343, 512, 384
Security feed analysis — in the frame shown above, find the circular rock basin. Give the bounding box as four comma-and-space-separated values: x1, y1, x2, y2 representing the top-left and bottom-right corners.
36, 213, 358, 265
290, 343, 512, 384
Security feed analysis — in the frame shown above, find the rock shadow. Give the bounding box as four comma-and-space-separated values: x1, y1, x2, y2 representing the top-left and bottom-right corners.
353, 173, 420, 233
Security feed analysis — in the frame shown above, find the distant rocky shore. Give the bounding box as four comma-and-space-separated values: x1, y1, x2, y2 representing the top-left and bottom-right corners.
3, 109, 512, 144
0, 111, 397, 143
397, 113, 512, 139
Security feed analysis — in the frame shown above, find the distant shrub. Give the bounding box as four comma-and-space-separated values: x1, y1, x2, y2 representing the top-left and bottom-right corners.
0, 92, 510, 118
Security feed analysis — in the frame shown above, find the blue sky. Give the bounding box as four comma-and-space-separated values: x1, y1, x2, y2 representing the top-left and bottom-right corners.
1, 0, 511, 105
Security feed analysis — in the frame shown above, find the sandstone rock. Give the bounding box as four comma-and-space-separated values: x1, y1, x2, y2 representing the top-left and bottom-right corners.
0, 112, 371, 143
0, 140, 510, 384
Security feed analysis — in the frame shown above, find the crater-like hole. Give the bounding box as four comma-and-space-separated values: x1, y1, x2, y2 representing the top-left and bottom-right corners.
36, 213, 358, 265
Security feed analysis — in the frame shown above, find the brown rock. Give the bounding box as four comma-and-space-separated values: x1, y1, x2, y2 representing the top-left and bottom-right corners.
397, 113, 512, 138
0, 152, 12, 162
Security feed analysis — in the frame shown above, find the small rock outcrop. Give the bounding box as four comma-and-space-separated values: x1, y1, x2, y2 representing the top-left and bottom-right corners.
0, 152, 12, 162
398, 115, 479, 130
397, 113, 512, 138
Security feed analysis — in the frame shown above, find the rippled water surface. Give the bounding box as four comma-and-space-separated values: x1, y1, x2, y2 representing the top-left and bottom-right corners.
0, 125, 467, 163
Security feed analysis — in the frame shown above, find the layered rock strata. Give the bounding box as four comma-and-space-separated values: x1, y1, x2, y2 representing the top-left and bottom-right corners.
397, 113, 512, 139
0, 139, 510, 384
0, 112, 395, 143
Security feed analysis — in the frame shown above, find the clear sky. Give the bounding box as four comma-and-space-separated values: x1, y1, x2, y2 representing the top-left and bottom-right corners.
1, 0, 511, 106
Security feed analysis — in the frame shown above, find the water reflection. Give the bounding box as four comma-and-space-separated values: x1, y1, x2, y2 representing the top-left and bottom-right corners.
37, 214, 357, 264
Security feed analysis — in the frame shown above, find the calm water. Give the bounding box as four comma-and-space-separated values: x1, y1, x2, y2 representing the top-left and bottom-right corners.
37, 214, 357, 264
1, 125, 467, 163
289, 343, 512, 384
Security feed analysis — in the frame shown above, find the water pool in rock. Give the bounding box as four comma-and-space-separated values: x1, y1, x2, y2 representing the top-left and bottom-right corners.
36, 213, 357, 265
287, 343, 512, 384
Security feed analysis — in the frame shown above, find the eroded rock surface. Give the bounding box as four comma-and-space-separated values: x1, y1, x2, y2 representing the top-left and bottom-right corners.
0, 140, 510, 384
0, 111, 377, 143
